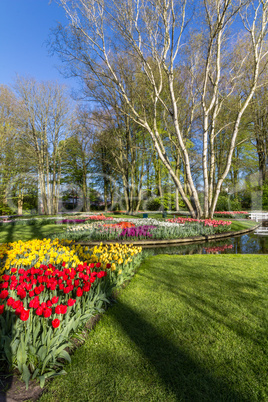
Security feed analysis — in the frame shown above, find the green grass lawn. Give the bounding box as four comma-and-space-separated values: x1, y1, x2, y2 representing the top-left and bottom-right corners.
0, 224, 67, 243
39, 255, 268, 402
229, 219, 257, 231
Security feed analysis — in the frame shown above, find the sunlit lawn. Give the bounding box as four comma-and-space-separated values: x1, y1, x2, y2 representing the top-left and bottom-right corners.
39, 254, 268, 402
229, 219, 257, 231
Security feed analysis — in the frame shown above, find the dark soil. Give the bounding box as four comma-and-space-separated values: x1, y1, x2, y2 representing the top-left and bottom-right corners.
0, 314, 102, 402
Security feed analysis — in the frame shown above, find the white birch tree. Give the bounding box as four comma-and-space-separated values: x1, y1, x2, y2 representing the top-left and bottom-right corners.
52, 0, 268, 217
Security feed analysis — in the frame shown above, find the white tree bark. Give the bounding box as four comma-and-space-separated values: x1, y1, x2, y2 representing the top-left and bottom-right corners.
55, 0, 268, 217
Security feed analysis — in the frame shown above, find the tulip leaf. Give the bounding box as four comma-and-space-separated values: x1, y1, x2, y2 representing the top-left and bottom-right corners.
10, 338, 19, 356
22, 364, 31, 390
33, 320, 41, 344
41, 352, 53, 374
17, 339, 27, 372
37, 345, 46, 361
39, 375, 46, 389
58, 349, 71, 363
32, 367, 40, 380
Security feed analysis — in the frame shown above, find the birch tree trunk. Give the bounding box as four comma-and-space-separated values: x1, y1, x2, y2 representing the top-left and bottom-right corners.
55, 0, 268, 218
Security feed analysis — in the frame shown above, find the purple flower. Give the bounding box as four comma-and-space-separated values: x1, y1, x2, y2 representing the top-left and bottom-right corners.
60, 219, 86, 224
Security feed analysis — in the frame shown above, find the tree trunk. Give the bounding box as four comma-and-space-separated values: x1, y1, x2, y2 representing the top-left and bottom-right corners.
104, 178, 108, 212
18, 191, 23, 215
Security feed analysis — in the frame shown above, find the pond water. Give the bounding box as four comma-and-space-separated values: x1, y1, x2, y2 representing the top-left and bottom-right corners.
148, 227, 268, 255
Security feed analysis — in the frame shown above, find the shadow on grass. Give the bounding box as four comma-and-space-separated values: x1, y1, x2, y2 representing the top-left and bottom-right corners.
0, 222, 44, 243
0, 221, 66, 244
29, 223, 66, 241
139, 266, 267, 347
30, 223, 45, 240
108, 300, 247, 402
1, 223, 15, 244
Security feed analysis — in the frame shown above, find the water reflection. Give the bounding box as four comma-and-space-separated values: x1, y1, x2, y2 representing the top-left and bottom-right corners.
147, 229, 268, 255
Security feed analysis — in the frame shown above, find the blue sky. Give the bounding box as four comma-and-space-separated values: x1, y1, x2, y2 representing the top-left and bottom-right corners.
0, 0, 248, 93
0, 0, 76, 89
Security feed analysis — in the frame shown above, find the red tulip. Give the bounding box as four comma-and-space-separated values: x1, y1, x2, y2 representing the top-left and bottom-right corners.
7, 297, 15, 307
10, 281, 17, 290
52, 318, 60, 328
0, 290, 9, 299
18, 289, 27, 299
13, 300, 22, 309
67, 299, 76, 307
29, 298, 40, 309
43, 308, 52, 318
55, 305, 62, 314
64, 286, 71, 294
82, 283, 91, 292
15, 305, 24, 316
36, 307, 43, 316
19, 309, 30, 321
60, 305, 67, 314
51, 296, 59, 304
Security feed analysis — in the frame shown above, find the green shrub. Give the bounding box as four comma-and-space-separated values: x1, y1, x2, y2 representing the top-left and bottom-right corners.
262, 185, 268, 210
146, 197, 162, 211
237, 190, 252, 209
111, 202, 121, 212
146, 193, 185, 211
216, 195, 230, 211
216, 195, 241, 211
0, 204, 15, 216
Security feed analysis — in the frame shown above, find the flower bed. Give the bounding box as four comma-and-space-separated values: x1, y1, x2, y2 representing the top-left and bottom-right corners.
103, 221, 135, 229
48, 216, 232, 243
0, 239, 142, 388
119, 225, 157, 239
167, 217, 232, 233
85, 214, 114, 221
57, 219, 87, 224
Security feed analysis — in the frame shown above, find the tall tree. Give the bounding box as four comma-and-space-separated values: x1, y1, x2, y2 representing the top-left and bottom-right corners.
60, 108, 93, 211
90, 108, 153, 212
52, 0, 268, 217
0, 85, 17, 212
0, 85, 34, 215
249, 86, 268, 185
15, 76, 71, 214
